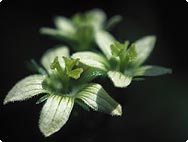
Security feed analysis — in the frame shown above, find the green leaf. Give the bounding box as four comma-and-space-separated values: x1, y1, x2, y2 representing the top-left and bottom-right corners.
26, 59, 47, 75
41, 46, 69, 73
134, 35, 156, 66
107, 71, 132, 88
75, 99, 90, 111
76, 83, 122, 116
134, 65, 172, 76
36, 94, 49, 104
4, 75, 47, 104
54, 16, 76, 35
72, 51, 109, 71
77, 63, 107, 83
95, 31, 115, 59
39, 95, 74, 137
106, 15, 122, 30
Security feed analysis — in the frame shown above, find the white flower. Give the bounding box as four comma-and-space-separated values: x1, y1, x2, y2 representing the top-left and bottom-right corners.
4, 46, 122, 137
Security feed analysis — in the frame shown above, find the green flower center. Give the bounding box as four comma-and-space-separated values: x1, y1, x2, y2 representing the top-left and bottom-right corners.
42, 56, 83, 95
110, 41, 137, 73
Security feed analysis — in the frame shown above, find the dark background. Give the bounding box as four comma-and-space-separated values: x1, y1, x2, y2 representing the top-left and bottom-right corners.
1, 0, 188, 142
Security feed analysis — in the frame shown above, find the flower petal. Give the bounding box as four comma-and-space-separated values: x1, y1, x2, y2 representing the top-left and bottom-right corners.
54, 16, 76, 35
106, 15, 122, 30
40, 28, 75, 41
39, 95, 74, 137
134, 35, 156, 66
76, 83, 122, 116
4, 75, 46, 104
87, 9, 106, 30
41, 46, 69, 73
95, 31, 115, 59
72, 51, 109, 71
108, 71, 132, 88
134, 65, 172, 76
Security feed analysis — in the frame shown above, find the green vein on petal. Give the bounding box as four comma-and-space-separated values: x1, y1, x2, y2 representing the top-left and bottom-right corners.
76, 83, 122, 116
107, 71, 132, 88
39, 95, 74, 137
72, 51, 109, 71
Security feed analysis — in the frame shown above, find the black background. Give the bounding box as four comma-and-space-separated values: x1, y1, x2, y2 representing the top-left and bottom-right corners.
1, 0, 188, 142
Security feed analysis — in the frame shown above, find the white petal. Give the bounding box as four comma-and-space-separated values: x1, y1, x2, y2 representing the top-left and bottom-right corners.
108, 71, 132, 88
41, 46, 69, 73
39, 95, 74, 137
87, 9, 106, 30
95, 31, 115, 59
134, 65, 172, 76
4, 75, 46, 104
76, 83, 122, 116
72, 51, 108, 71
134, 35, 156, 66
54, 16, 76, 35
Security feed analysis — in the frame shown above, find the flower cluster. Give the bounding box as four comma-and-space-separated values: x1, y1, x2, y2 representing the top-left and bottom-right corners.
4, 9, 171, 137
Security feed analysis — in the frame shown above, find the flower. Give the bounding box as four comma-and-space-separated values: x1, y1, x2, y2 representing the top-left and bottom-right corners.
4, 46, 122, 137
40, 9, 122, 51
72, 31, 172, 88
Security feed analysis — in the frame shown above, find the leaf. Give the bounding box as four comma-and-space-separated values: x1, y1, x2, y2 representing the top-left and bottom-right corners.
107, 71, 132, 88
41, 46, 69, 73
54, 16, 76, 35
134, 35, 156, 66
4, 75, 47, 104
72, 51, 109, 71
95, 31, 115, 59
26, 59, 47, 75
75, 99, 90, 111
134, 65, 172, 76
36, 94, 49, 104
106, 15, 122, 30
39, 95, 74, 137
77, 63, 107, 83
76, 83, 122, 116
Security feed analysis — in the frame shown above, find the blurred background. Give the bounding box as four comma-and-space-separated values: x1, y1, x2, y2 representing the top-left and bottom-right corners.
0, 0, 188, 142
